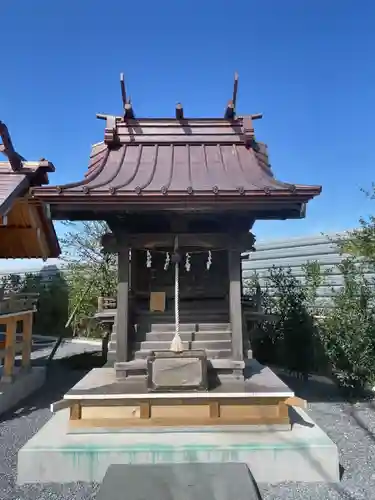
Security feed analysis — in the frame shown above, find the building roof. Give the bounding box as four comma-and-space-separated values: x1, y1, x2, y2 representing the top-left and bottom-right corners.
30, 72, 321, 219
31, 117, 321, 212
0, 160, 52, 216
0, 121, 61, 259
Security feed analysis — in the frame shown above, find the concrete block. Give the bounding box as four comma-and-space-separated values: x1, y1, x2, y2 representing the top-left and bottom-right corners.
96, 463, 261, 500
17, 406, 340, 485
0, 366, 46, 416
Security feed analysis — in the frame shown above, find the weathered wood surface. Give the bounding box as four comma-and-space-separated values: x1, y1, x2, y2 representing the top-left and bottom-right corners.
0, 306, 35, 381
67, 393, 291, 430
102, 232, 255, 253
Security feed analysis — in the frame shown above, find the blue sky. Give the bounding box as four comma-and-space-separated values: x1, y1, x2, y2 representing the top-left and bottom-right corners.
1, 0, 375, 271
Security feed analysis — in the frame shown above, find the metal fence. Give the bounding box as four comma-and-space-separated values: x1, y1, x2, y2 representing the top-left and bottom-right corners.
242, 232, 374, 309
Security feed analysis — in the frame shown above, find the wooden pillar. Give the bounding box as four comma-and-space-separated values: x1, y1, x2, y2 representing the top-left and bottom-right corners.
129, 249, 138, 293
3, 316, 17, 382
228, 249, 244, 362
21, 312, 33, 371
116, 248, 129, 363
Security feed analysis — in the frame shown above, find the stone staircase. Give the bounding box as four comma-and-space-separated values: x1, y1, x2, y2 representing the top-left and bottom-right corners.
111, 321, 244, 379
132, 322, 232, 360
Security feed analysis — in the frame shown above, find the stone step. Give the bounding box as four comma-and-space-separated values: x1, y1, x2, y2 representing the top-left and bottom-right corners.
136, 341, 190, 351
197, 323, 231, 332
134, 349, 232, 360
150, 323, 196, 333
110, 331, 232, 347
138, 313, 229, 322
106, 350, 116, 364
145, 332, 194, 342
136, 339, 232, 351
144, 331, 231, 342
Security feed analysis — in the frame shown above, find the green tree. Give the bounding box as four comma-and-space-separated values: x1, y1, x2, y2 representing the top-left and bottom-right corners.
338, 184, 375, 266
21, 271, 70, 336
321, 186, 375, 391
319, 258, 375, 391
60, 221, 117, 336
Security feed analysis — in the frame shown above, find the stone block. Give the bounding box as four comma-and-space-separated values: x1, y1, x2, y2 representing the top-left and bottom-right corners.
96, 463, 261, 500
17, 406, 340, 485
147, 350, 208, 391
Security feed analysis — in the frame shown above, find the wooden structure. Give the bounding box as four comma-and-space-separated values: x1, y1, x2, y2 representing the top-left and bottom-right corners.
33, 73, 320, 429
0, 121, 60, 259
53, 364, 307, 430
0, 294, 38, 382
68, 393, 291, 430
0, 121, 60, 383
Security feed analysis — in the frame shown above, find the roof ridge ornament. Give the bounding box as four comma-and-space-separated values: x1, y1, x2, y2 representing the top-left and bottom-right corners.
224, 72, 239, 120
0, 121, 24, 171
120, 73, 135, 119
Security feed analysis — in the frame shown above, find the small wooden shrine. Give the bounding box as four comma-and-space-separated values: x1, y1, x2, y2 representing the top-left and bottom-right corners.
0, 120, 60, 384
0, 121, 60, 259
32, 73, 321, 430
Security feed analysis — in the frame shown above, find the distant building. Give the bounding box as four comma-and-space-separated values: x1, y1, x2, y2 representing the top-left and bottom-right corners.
0, 262, 67, 284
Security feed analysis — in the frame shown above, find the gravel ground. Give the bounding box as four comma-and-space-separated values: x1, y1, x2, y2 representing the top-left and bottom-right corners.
0, 356, 374, 500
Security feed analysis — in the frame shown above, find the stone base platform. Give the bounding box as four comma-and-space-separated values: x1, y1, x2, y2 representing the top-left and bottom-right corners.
0, 366, 46, 416
17, 405, 340, 484
59, 361, 297, 430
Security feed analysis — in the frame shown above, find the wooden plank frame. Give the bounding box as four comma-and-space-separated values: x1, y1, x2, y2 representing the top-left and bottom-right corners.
67, 394, 292, 430
0, 309, 34, 381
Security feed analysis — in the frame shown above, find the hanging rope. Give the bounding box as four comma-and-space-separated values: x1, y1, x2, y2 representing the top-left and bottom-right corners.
170, 235, 183, 352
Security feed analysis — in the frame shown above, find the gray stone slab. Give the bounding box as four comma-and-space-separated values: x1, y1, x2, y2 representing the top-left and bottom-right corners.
148, 350, 208, 391
151, 357, 204, 387
65, 361, 294, 398
17, 407, 340, 484
96, 463, 262, 500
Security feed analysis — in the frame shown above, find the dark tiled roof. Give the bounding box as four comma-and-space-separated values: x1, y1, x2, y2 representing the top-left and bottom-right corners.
0, 161, 53, 216
0, 168, 29, 215
32, 118, 321, 203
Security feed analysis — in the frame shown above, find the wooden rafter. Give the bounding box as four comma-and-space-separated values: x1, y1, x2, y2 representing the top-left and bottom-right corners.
0, 121, 24, 171
28, 203, 50, 261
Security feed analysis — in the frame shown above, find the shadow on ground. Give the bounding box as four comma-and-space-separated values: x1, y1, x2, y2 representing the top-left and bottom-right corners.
0, 352, 105, 423
272, 366, 374, 404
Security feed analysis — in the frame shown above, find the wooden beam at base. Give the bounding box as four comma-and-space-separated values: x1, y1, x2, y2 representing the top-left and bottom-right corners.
70, 403, 82, 420
285, 396, 307, 409
67, 394, 293, 430
69, 415, 290, 430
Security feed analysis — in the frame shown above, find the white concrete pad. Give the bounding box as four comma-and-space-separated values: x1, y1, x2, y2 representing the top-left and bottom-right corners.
0, 366, 46, 416
17, 406, 340, 485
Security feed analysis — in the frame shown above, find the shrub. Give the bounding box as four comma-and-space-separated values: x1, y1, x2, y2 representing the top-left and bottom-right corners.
319, 258, 375, 391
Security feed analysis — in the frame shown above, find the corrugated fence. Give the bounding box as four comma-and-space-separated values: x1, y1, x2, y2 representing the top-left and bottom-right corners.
242, 232, 374, 309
